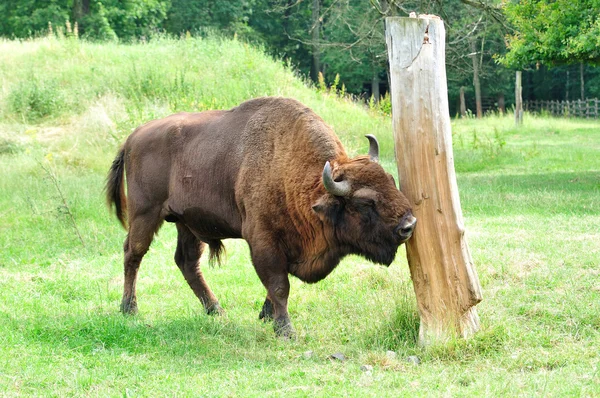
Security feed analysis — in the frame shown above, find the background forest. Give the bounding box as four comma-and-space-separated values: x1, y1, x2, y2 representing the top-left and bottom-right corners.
2, 0, 600, 116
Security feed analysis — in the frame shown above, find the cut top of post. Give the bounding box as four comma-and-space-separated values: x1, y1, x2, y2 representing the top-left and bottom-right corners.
385, 15, 444, 70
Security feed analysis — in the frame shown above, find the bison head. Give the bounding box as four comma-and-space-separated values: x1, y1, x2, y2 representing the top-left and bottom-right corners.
312, 135, 416, 266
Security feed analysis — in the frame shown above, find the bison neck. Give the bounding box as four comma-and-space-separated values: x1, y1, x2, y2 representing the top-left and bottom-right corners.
288, 243, 352, 283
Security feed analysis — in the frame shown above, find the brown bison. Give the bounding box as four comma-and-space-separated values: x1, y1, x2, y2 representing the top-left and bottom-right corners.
106, 97, 416, 336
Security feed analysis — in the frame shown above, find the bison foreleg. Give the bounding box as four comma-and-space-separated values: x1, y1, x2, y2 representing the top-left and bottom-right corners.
251, 245, 295, 338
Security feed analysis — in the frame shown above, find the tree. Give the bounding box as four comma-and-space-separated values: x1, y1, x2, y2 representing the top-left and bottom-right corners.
432, 0, 513, 115
0, 0, 70, 38
320, 1, 389, 95
0, 0, 170, 41
249, 0, 315, 81
310, 0, 321, 81
502, 0, 600, 68
166, 0, 255, 37
98, 0, 170, 40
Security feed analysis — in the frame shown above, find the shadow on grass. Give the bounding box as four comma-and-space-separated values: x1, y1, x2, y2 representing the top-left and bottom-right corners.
18, 311, 276, 364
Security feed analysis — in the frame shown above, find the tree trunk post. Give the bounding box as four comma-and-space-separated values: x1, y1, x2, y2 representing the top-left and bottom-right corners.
372, 72, 380, 103
310, 0, 321, 82
566, 69, 570, 101
515, 71, 523, 125
385, 15, 483, 346
469, 39, 483, 118
498, 93, 505, 115
580, 62, 585, 101
459, 86, 466, 118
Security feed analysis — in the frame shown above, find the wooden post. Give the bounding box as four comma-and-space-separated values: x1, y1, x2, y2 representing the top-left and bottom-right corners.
498, 93, 505, 114
470, 39, 483, 118
372, 71, 380, 103
580, 62, 585, 101
310, 0, 321, 82
385, 16, 483, 345
515, 71, 523, 125
566, 69, 570, 101
459, 86, 466, 118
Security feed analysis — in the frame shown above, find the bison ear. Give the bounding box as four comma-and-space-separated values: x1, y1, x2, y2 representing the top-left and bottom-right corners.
312, 195, 341, 222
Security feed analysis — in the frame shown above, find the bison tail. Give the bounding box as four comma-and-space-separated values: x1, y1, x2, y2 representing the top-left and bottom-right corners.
105, 147, 127, 229
207, 239, 225, 267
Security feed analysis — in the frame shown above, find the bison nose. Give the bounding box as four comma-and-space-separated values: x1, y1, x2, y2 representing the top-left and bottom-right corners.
398, 214, 417, 241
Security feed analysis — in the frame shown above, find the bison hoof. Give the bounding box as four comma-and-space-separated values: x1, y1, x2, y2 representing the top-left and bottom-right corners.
259, 298, 274, 321
274, 317, 295, 339
120, 299, 138, 315
206, 302, 224, 316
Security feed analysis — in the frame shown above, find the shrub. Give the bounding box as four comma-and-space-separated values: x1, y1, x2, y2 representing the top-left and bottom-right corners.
8, 79, 65, 122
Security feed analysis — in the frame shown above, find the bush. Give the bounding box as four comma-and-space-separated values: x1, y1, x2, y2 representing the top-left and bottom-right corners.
8, 79, 65, 122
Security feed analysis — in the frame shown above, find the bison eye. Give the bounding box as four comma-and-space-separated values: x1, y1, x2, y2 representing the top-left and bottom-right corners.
354, 198, 376, 209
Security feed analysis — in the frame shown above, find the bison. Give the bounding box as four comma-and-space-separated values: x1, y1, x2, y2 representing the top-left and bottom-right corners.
106, 97, 416, 337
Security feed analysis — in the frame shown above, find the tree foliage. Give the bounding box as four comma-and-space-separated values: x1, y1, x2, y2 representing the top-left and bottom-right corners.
0, 0, 71, 38
166, 0, 254, 37
2, 0, 598, 109
502, 0, 600, 68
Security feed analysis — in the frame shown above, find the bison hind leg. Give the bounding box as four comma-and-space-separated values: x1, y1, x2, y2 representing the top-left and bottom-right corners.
258, 297, 273, 321
175, 225, 223, 315
120, 210, 164, 315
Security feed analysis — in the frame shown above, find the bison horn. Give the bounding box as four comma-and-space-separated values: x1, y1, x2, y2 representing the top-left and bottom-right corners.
365, 134, 379, 162
322, 161, 351, 197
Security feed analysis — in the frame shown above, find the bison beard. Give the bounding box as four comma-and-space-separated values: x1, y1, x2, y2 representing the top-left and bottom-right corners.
106, 97, 415, 337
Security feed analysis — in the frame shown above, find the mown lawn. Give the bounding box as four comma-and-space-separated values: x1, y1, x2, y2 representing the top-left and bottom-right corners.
0, 37, 599, 396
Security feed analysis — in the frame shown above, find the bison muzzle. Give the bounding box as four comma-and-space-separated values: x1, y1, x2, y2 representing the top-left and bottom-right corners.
106, 97, 415, 337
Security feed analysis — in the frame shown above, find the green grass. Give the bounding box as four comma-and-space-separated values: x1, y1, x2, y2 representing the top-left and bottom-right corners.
1, 37, 599, 396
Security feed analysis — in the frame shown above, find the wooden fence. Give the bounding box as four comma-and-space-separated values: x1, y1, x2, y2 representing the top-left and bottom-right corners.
524, 98, 600, 119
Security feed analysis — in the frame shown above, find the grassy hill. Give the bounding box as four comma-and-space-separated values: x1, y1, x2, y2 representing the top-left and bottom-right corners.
1, 36, 599, 396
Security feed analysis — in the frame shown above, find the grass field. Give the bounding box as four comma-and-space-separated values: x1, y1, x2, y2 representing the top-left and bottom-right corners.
0, 37, 599, 396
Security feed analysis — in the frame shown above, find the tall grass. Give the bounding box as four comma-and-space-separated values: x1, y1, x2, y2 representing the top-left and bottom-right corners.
0, 36, 599, 396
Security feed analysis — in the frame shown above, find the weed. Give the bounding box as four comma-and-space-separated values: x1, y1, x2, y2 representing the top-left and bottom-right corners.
8, 78, 65, 122
38, 158, 85, 247
0, 137, 24, 154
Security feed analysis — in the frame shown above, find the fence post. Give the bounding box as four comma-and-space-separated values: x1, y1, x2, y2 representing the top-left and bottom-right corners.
585, 99, 589, 118
385, 15, 483, 345
515, 71, 523, 125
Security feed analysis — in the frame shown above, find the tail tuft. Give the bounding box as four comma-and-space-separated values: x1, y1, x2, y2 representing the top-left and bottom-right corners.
207, 239, 225, 267
105, 147, 127, 229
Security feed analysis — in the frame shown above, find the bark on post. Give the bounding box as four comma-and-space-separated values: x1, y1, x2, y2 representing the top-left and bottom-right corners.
385, 16, 482, 345
515, 71, 523, 125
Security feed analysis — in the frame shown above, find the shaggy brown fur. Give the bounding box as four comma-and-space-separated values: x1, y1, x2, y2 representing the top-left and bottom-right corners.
106, 97, 414, 336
